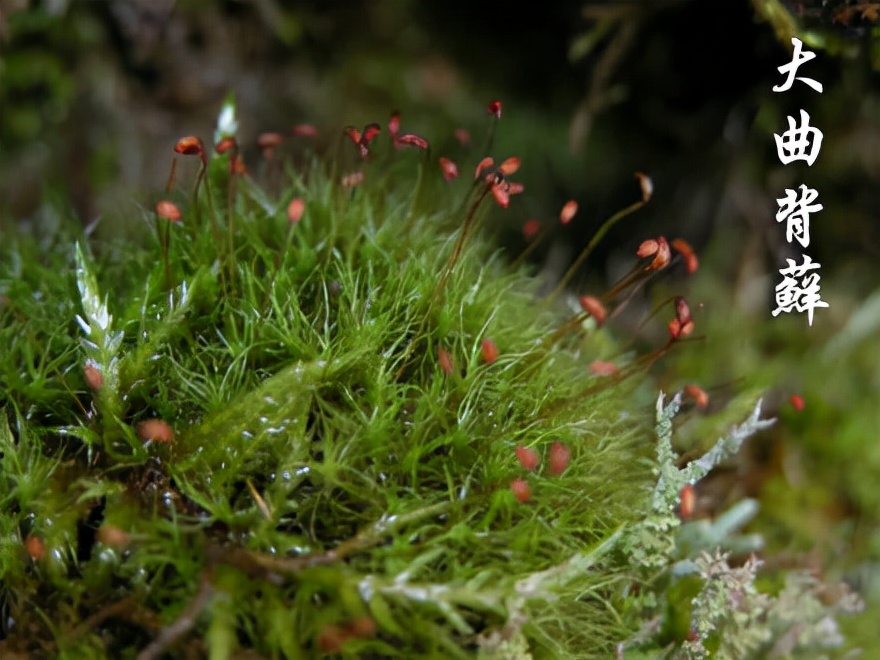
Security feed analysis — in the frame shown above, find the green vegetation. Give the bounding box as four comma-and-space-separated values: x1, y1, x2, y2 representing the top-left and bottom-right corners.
0, 98, 865, 658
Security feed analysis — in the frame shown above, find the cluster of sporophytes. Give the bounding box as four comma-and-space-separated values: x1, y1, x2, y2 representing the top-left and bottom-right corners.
0, 97, 863, 659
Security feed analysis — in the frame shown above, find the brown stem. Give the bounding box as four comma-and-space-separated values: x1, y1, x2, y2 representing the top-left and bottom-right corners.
549, 199, 646, 302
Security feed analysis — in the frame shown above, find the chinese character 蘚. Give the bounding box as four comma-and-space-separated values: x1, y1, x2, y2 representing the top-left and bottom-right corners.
774, 109, 823, 166
771, 254, 829, 326
776, 184, 823, 248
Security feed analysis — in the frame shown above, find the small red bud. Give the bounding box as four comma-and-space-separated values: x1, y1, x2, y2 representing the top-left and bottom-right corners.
437, 346, 454, 375
344, 126, 362, 144
438, 157, 459, 182
789, 394, 805, 411
155, 200, 182, 223
137, 418, 175, 443
257, 132, 284, 150
84, 361, 103, 391
361, 123, 382, 144
679, 483, 696, 519
25, 534, 44, 560
491, 182, 510, 208
215, 137, 237, 154
498, 156, 521, 176
515, 445, 540, 472
475, 157, 494, 180
578, 295, 606, 326
650, 236, 671, 270
173, 135, 204, 157
388, 112, 400, 137
559, 200, 578, 225
454, 128, 471, 146
396, 133, 429, 149
510, 478, 531, 503
487, 100, 502, 118
684, 384, 709, 409
636, 238, 659, 259
675, 296, 692, 324
548, 442, 570, 476
287, 197, 305, 224
589, 360, 618, 376
671, 238, 699, 274
292, 123, 318, 138
480, 338, 499, 365
522, 219, 541, 241
97, 525, 131, 549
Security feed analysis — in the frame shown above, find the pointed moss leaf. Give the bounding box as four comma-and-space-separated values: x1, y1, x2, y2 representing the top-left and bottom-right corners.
74, 242, 122, 394
365, 592, 409, 639
75, 241, 110, 333
214, 92, 238, 145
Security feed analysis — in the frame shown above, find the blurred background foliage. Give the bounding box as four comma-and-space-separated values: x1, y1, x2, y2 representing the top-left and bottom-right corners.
2, 0, 880, 653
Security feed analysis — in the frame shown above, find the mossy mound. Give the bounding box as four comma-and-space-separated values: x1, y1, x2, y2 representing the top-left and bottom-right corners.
0, 102, 861, 659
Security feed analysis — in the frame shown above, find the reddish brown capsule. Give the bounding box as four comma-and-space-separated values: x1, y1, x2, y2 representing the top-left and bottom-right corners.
515, 445, 540, 472
344, 126, 362, 144
25, 534, 45, 560
155, 200, 182, 223
650, 236, 671, 270
684, 384, 709, 410
257, 131, 284, 154
437, 346, 454, 375
361, 123, 381, 144
480, 338, 499, 365
97, 525, 131, 549
84, 361, 103, 390
636, 238, 659, 259
137, 418, 175, 443
438, 157, 459, 182
548, 441, 571, 476
287, 198, 305, 224
589, 360, 618, 376
522, 219, 541, 241
679, 483, 696, 519
510, 478, 531, 503
475, 157, 494, 180
396, 133, 429, 149
454, 128, 471, 146
173, 135, 204, 157
388, 112, 400, 137
215, 137, 237, 154
559, 200, 578, 225
498, 156, 521, 176
668, 318, 695, 340
671, 238, 699, 274
578, 295, 606, 326
292, 123, 318, 138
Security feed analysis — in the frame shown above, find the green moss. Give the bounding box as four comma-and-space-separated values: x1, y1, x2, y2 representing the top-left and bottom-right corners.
0, 104, 862, 658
